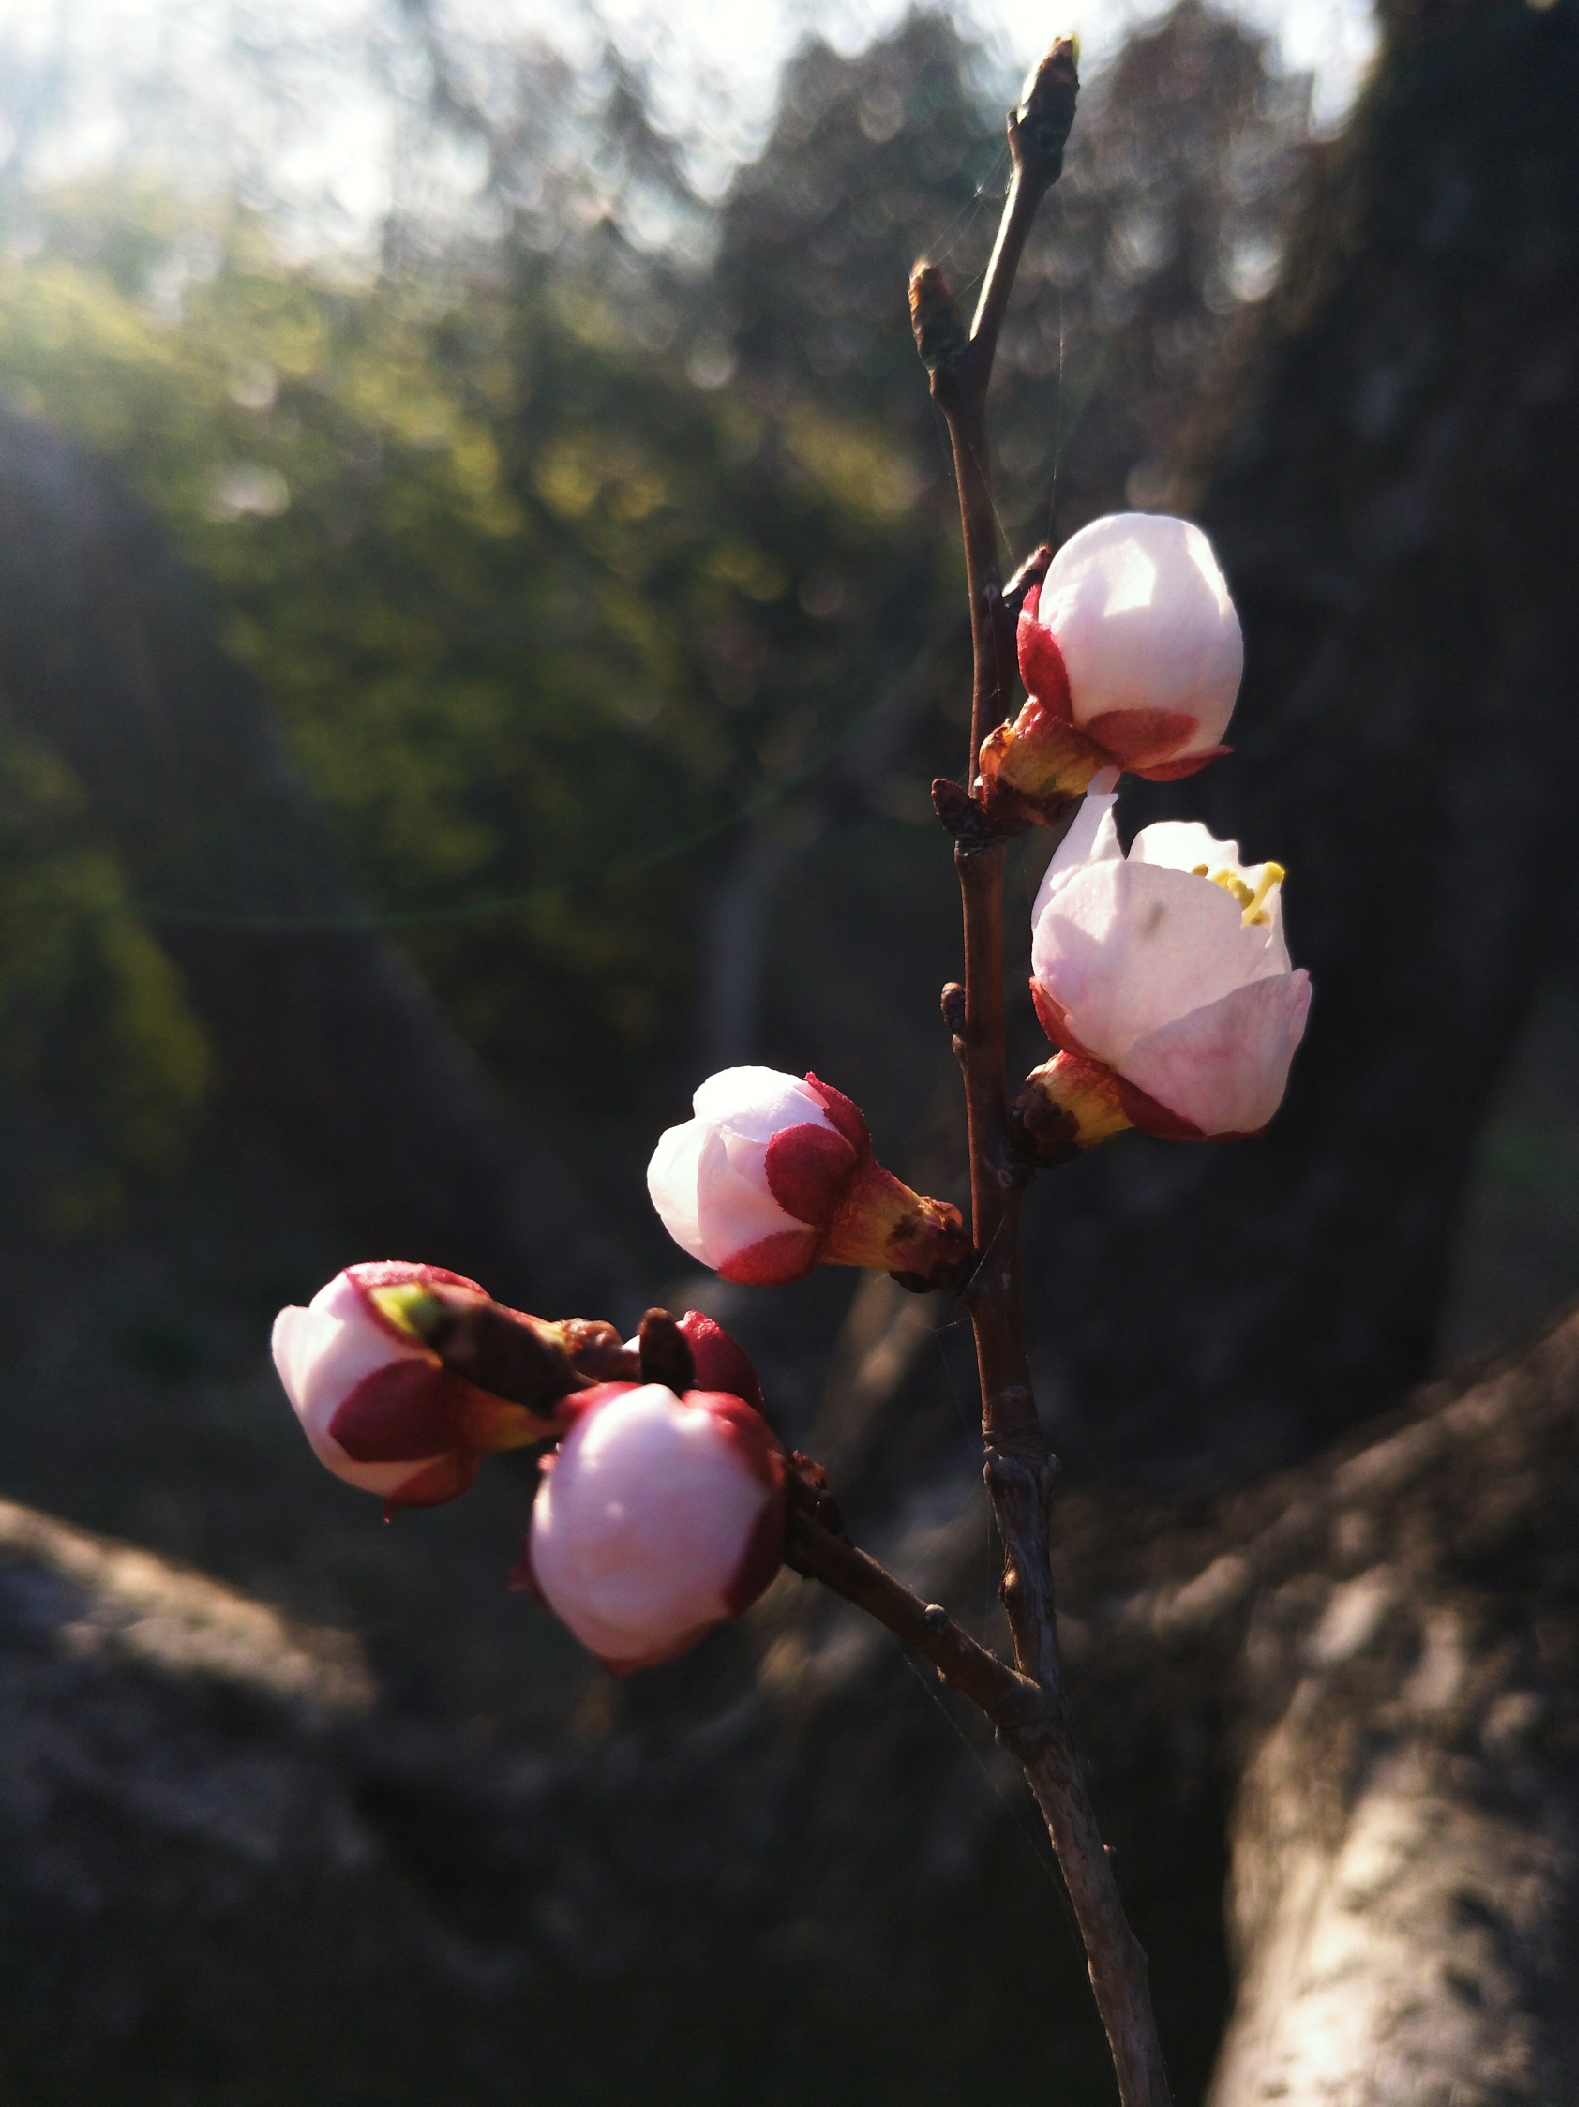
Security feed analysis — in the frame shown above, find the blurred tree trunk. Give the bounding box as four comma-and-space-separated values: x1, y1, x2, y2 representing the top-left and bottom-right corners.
0, 410, 636, 1320
1025, 0, 1579, 1494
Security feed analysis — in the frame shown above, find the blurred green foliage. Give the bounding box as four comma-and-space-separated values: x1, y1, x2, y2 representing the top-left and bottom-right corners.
0, 5, 1302, 1213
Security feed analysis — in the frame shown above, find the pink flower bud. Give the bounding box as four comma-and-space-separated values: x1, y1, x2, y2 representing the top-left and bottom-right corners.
1027, 794, 1311, 1139
646, 1065, 970, 1287
523, 1381, 785, 1673
272, 1261, 565, 1514
980, 513, 1242, 824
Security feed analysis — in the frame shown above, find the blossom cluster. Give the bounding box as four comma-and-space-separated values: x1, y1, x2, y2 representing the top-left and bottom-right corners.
270, 509, 1310, 1675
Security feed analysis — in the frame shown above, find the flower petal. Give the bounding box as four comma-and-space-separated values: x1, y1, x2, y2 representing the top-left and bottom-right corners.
698, 1125, 807, 1265
647, 1120, 710, 1265
1031, 791, 1121, 922
692, 1065, 831, 1144
1117, 969, 1312, 1136
1032, 859, 1289, 1062
1040, 513, 1242, 755
530, 1383, 779, 1671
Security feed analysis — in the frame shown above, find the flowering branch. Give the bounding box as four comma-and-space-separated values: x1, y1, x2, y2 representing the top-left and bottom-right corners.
912, 39, 1176, 2107
271, 31, 1312, 2105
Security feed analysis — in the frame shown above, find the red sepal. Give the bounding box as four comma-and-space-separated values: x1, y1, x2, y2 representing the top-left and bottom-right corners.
330, 1360, 469, 1463
383, 1450, 479, 1518
1112, 1075, 1207, 1141
1029, 980, 1102, 1062
1016, 600, 1074, 723
691, 1389, 785, 1615
802, 1074, 870, 1154
764, 1121, 859, 1225
678, 1312, 765, 1414
1130, 744, 1232, 782
692, 1389, 786, 1495
724, 1499, 787, 1617
1082, 707, 1200, 771
718, 1228, 820, 1286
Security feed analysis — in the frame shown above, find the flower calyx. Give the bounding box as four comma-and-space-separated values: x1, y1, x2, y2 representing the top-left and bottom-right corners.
782, 1448, 847, 1539
1016, 1051, 1133, 1162
378, 1276, 635, 1405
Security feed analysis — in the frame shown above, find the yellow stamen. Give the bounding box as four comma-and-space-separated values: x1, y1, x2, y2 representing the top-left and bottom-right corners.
1192, 859, 1286, 926
1239, 861, 1285, 927
1208, 868, 1255, 912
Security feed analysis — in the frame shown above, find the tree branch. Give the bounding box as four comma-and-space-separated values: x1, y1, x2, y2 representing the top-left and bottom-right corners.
784, 1505, 1172, 2106
910, 39, 1174, 2107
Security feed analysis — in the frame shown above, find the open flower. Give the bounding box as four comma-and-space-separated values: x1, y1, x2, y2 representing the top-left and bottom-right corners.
647, 1066, 969, 1287
522, 1380, 785, 1673
1024, 794, 1310, 1140
272, 1261, 568, 1514
979, 513, 1242, 825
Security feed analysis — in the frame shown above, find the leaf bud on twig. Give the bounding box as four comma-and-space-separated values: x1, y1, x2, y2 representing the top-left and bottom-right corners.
1011, 36, 1080, 180
908, 261, 968, 378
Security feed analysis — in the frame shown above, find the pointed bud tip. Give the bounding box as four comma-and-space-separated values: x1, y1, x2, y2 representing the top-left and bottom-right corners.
1014, 35, 1080, 173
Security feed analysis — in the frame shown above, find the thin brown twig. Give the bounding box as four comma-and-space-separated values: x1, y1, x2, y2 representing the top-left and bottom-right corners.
907, 39, 1175, 2107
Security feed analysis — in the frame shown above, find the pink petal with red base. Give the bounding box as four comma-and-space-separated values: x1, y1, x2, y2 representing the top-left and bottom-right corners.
764, 1121, 859, 1224
1117, 970, 1312, 1139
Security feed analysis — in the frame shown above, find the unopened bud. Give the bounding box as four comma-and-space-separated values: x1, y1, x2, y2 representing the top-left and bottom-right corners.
272, 1262, 574, 1515
1013, 37, 1080, 179
524, 1381, 786, 1673
980, 512, 1242, 827
647, 1065, 972, 1288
